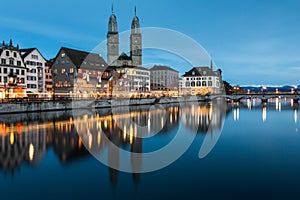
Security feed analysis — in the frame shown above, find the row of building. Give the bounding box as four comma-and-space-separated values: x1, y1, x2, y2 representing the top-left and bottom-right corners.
0, 7, 223, 99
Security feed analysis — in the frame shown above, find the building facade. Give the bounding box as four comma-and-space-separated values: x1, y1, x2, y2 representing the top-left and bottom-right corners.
150, 65, 179, 92
20, 48, 46, 96
51, 47, 109, 98
107, 7, 148, 95
180, 66, 222, 95
45, 59, 53, 95
0, 40, 26, 98
115, 66, 150, 93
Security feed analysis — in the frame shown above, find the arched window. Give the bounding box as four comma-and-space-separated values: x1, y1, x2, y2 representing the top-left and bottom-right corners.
196, 81, 201, 86
191, 81, 195, 87
202, 81, 207, 87
186, 81, 190, 87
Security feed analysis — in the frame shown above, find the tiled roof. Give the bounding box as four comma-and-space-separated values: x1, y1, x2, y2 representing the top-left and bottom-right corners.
19, 48, 36, 59
61, 47, 108, 70
150, 65, 178, 73
118, 52, 131, 60
182, 66, 217, 77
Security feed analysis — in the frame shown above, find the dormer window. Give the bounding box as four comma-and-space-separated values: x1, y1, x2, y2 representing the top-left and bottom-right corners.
61, 53, 65, 58
192, 71, 195, 75
6, 51, 9, 56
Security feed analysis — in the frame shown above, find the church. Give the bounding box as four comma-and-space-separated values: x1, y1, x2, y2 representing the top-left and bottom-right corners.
107, 6, 150, 92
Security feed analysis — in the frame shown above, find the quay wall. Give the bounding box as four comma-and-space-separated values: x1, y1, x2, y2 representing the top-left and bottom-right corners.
0, 96, 212, 114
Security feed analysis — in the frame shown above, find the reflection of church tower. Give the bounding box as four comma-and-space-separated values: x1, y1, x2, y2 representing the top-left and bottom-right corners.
130, 7, 142, 66
107, 5, 119, 65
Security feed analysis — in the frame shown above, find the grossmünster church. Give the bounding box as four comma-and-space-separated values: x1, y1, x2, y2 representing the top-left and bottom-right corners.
107, 6, 142, 67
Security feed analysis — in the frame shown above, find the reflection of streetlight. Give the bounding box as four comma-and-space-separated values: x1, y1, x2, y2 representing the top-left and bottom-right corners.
294, 86, 298, 94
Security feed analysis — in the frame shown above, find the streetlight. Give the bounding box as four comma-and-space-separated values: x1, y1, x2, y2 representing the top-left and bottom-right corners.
262, 86, 267, 94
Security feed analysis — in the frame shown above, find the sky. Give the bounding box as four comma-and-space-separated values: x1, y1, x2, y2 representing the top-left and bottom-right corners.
0, 0, 299, 86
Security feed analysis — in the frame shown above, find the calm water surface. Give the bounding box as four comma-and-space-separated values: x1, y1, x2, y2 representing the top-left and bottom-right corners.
0, 99, 299, 199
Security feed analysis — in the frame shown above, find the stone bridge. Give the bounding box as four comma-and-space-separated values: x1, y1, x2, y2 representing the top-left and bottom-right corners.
225, 93, 300, 103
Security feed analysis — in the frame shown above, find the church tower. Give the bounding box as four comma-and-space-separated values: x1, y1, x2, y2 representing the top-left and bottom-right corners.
107, 5, 119, 65
130, 7, 142, 66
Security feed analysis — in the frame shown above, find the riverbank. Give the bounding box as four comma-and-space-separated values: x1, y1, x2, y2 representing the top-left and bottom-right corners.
0, 95, 212, 114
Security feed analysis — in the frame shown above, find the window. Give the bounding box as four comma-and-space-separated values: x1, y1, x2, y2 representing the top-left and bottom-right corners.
186, 78, 189, 81
0, 76, 1, 83
70, 68, 74, 73
3, 68, 7, 74
17, 61, 21, 66
202, 81, 207, 87
10, 69, 13, 74
9, 59, 14, 65
6, 51, 9, 56
191, 81, 195, 87
21, 70, 25, 75
61, 53, 65, 58
196, 81, 201, 87
13, 52, 17, 58
61, 68, 66, 74
31, 54, 38, 59
208, 81, 212, 87
1, 59, 6, 64
0, 68, 1, 73
4, 77, 7, 83
53, 69, 58, 74
185, 82, 190, 87
16, 69, 19, 75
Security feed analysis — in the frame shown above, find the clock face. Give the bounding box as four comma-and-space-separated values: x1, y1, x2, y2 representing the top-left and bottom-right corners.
133, 38, 140, 44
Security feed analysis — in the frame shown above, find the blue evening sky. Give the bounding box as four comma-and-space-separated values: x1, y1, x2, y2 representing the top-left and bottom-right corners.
0, 0, 299, 86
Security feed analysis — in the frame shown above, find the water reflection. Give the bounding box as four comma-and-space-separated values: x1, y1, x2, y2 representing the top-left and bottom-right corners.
0, 100, 227, 181
231, 98, 299, 123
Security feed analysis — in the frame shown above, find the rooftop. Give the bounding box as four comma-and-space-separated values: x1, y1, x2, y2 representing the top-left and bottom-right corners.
150, 65, 179, 73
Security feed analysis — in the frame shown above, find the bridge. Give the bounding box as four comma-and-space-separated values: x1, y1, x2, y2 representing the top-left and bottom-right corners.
225, 93, 300, 103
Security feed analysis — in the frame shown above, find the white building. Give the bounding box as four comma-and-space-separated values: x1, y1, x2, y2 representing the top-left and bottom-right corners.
180, 66, 222, 95
0, 40, 27, 98
116, 66, 150, 92
20, 48, 46, 96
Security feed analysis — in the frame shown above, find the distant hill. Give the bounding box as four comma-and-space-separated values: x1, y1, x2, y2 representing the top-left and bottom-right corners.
241, 85, 299, 93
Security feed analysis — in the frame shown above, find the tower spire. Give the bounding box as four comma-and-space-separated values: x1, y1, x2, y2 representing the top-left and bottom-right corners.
210, 54, 213, 70
134, 6, 136, 16
112, 3, 114, 14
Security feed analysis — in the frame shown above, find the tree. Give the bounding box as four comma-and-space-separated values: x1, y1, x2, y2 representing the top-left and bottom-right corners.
223, 80, 233, 95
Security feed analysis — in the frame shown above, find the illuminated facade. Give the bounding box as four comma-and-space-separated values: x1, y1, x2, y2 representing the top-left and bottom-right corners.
0, 40, 26, 98
45, 59, 53, 95
51, 47, 109, 97
180, 66, 222, 95
20, 48, 46, 96
107, 7, 149, 94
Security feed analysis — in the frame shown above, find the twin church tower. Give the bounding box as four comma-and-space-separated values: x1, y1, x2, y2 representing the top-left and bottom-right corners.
107, 6, 142, 67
